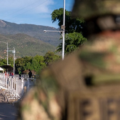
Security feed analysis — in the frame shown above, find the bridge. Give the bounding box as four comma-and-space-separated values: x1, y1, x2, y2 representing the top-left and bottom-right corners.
0, 73, 36, 120
0, 73, 36, 103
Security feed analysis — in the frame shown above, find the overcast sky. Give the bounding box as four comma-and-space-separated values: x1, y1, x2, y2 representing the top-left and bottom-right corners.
0, 0, 74, 28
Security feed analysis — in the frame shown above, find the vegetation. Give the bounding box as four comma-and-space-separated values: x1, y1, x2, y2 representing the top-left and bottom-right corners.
44, 51, 60, 65
0, 57, 13, 67
57, 32, 87, 53
52, 8, 84, 33
0, 34, 55, 57
51, 8, 87, 53
0, 52, 60, 74
0, 8, 87, 75
0, 20, 61, 46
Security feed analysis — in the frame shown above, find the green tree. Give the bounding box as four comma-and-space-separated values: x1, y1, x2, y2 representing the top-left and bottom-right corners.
26, 62, 32, 70
57, 32, 87, 53
8, 57, 13, 67
34, 55, 46, 67
52, 8, 84, 33
15, 55, 46, 73
15, 58, 26, 72
23, 56, 32, 70
15, 56, 32, 73
51, 8, 87, 53
0, 57, 13, 66
0, 59, 6, 66
31, 58, 40, 73
44, 51, 60, 66
30, 56, 46, 73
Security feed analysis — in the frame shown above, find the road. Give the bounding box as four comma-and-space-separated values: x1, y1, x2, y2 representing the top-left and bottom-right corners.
0, 89, 17, 120
0, 103, 17, 120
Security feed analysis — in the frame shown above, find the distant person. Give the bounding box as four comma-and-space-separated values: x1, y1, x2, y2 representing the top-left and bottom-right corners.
10, 72, 13, 77
28, 69, 32, 78
9, 72, 11, 76
19, 71, 21, 79
11, 72, 14, 78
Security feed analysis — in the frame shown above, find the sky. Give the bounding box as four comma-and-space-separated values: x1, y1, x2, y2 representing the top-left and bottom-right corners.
0, 0, 74, 28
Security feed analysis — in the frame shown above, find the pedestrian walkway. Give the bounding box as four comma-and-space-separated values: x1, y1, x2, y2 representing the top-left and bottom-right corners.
0, 103, 17, 120
0, 74, 36, 120
0, 89, 17, 120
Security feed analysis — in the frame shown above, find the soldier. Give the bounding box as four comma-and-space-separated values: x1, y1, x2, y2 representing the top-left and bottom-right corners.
17, 0, 120, 120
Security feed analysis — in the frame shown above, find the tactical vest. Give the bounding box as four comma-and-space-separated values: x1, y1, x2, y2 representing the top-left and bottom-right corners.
49, 52, 120, 120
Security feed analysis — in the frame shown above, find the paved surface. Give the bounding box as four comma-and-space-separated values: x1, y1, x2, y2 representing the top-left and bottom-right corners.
0, 103, 17, 120
0, 89, 17, 120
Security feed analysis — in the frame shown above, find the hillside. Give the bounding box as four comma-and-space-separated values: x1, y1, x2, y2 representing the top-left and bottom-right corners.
0, 20, 61, 46
0, 34, 55, 58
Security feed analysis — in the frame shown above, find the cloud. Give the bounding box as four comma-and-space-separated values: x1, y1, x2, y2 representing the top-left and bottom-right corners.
0, 0, 54, 13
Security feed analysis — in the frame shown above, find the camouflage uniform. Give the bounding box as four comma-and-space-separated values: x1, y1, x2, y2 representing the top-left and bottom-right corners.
17, 0, 120, 120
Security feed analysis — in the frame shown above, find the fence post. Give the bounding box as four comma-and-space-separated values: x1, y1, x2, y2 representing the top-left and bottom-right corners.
13, 78, 15, 96
5, 78, 7, 88
11, 78, 13, 90
21, 78, 24, 95
8, 78, 9, 89
34, 78, 36, 84
27, 78, 29, 91
3, 73, 5, 79
15, 78, 17, 101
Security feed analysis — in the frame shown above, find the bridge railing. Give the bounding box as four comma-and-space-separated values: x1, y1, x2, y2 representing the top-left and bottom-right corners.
0, 73, 6, 87
0, 73, 36, 102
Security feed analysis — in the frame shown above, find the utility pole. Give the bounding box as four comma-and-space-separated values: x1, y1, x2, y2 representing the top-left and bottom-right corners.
62, 0, 66, 60
0, 41, 8, 65
12, 47, 15, 75
44, 0, 66, 60
8, 47, 16, 75
7, 42, 8, 65
43, 30, 62, 33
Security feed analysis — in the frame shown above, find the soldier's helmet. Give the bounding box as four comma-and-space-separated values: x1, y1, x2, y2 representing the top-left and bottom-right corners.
71, 0, 120, 75
72, 0, 120, 37
72, 0, 120, 19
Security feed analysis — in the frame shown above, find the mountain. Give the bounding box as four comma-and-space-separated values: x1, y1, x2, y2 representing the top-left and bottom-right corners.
0, 20, 61, 46
0, 34, 55, 58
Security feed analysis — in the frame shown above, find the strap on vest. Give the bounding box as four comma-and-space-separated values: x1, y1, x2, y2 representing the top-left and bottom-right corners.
84, 74, 120, 86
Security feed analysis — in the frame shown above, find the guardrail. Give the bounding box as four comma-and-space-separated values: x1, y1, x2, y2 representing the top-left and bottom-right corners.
0, 73, 36, 102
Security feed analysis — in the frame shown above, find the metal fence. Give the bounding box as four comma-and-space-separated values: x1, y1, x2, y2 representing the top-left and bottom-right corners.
0, 73, 36, 102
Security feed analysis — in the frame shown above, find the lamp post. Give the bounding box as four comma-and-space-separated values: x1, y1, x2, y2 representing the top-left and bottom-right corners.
43, 29, 65, 60
12, 47, 15, 75
62, 0, 66, 60
43, 0, 66, 60
8, 47, 16, 75
43, 30, 63, 59
0, 41, 8, 65
43, 30, 62, 33
7, 42, 8, 65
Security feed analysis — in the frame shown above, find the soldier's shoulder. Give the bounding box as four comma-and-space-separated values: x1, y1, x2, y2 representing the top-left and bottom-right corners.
17, 87, 51, 120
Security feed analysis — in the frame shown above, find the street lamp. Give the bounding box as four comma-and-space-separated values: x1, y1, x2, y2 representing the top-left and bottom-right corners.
43, 30, 62, 33
43, 30, 63, 59
8, 47, 15, 75
12, 47, 15, 75
43, 0, 66, 60
62, 0, 66, 60
0, 41, 8, 65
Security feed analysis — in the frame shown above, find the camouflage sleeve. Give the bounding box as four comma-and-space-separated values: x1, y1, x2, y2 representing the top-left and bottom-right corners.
17, 68, 61, 120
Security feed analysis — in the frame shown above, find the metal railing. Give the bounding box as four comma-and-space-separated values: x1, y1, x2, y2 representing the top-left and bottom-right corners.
0, 73, 36, 102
